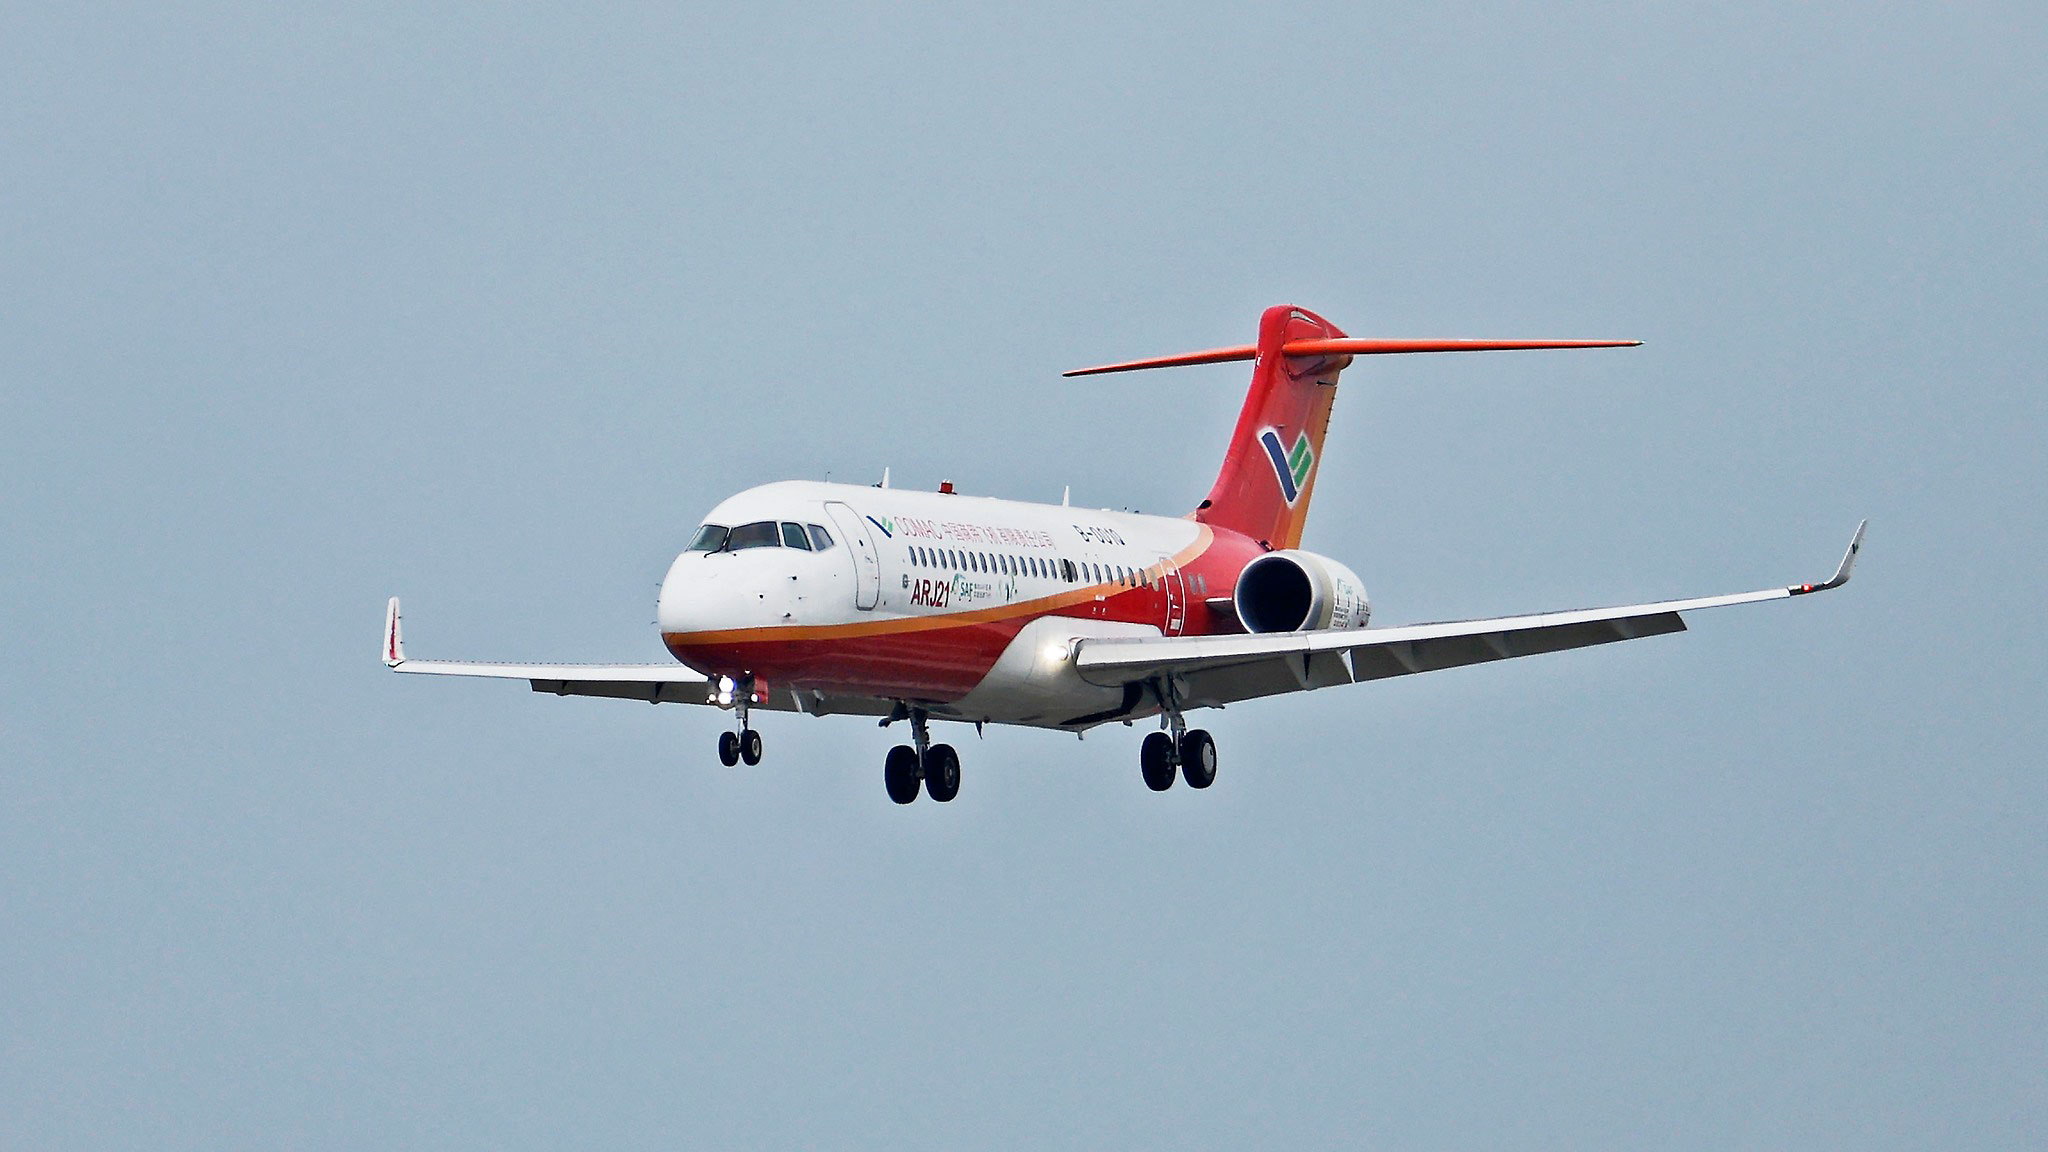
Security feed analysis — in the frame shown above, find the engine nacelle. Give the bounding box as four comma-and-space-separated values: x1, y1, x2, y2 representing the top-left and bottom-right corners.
1232, 550, 1371, 633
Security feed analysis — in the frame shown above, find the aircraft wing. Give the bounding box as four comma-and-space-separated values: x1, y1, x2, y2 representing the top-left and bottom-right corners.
1073, 522, 1865, 708
378, 598, 890, 715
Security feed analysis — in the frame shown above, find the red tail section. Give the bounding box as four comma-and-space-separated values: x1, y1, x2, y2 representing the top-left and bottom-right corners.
1195, 305, 1348, 551
1063, 305, 1641, 551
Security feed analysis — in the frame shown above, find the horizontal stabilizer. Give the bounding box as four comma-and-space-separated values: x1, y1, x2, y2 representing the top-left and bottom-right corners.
1064, 337, 1639, 376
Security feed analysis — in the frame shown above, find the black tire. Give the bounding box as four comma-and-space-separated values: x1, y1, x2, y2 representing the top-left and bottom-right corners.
924, 744, 961, 803
740, 728, 763, 766
885, 745, 921, 804
717, 730, 740, 767
1141, 731, 1177, 791
1180, 729, 1217, 789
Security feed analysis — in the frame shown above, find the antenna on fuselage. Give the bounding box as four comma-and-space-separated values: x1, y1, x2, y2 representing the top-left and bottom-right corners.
1062, 485, 1070, 507
881, 467, 891, 489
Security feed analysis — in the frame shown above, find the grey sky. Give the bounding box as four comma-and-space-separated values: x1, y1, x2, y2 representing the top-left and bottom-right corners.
4, 3, 2043, 1148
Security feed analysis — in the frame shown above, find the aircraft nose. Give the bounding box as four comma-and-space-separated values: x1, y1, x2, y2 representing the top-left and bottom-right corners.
657, 552, 716, 634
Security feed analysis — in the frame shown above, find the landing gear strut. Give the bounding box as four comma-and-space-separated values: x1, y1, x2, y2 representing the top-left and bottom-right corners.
882, 706, 960, 804
717, 676, 763, 766
1141, 678, 1216, 791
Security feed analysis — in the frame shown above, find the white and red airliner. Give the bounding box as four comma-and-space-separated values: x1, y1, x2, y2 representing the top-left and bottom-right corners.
385, 305, 1862, 803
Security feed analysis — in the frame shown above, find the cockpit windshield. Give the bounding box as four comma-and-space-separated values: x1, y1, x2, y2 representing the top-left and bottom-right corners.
725, 520, 781, 550
691, 519, 835, 553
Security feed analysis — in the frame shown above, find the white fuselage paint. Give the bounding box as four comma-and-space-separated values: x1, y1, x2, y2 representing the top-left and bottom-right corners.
655, 481, 1215, 726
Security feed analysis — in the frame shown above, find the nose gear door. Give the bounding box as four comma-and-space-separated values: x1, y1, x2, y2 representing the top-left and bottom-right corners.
823, 501, 882, 611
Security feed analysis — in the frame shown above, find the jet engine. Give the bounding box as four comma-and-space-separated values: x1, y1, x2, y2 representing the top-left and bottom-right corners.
1232, 550, 1371, 633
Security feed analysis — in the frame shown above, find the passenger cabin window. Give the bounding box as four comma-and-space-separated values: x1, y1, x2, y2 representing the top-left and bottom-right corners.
689, 524, 729, 552
781, 522, 812, 550
727, 521, 780, 550
807, 524, 834, 550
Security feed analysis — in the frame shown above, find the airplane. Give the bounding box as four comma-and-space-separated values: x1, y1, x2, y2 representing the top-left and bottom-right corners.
384, 304, 1863, 804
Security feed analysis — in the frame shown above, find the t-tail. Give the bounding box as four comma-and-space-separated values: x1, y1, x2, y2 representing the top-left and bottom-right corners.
1065, 304, 1641, 550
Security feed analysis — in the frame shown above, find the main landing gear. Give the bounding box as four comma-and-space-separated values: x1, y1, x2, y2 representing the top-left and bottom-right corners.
716, 678, 764, 767
882, 707, 960, 804
1139, 689, 1217, 792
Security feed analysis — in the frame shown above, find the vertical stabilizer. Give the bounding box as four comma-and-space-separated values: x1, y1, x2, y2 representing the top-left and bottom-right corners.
1195, 305, 1348, 550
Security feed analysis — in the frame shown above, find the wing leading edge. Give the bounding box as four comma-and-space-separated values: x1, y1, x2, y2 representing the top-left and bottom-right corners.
1072, 522, 1866, 708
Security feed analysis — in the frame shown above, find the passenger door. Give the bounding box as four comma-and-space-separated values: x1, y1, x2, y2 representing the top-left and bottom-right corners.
1162, 564, 1187, 636
822, 501, 882, 611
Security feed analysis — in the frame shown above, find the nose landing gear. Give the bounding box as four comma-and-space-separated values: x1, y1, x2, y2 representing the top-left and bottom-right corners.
881, 706, 960, 804
715, 675, 764, 766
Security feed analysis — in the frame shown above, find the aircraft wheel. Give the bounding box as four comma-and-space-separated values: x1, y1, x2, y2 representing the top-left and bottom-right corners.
885, 745, 921, 804
1140, 731, 1177, 791
924, 744, 961, 803
740, 728, 763, 766
1179, 729, 1217, 789
717, 730, 740, 767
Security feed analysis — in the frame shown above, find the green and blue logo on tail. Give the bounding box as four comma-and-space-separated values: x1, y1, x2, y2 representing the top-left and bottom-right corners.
1259, 428, 1314, 504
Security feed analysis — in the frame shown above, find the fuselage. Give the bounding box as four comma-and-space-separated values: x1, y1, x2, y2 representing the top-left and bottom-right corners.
657, 480, 1270, 728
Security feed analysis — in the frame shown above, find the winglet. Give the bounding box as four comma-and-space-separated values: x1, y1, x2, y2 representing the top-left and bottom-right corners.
383, 597, 405, 666
1790, 520, 1868, 595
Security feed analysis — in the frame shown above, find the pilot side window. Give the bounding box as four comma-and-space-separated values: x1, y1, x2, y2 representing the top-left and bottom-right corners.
727, 521, 780, 550
781, 522, 812, 550
807, 524, 834, 550
689, 524, 729, 552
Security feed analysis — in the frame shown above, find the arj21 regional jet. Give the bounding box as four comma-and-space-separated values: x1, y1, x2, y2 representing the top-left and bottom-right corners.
386, 305, 1863, 804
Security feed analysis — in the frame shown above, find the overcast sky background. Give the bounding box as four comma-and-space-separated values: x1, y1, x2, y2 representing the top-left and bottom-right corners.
4, 3, 2044, 1149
